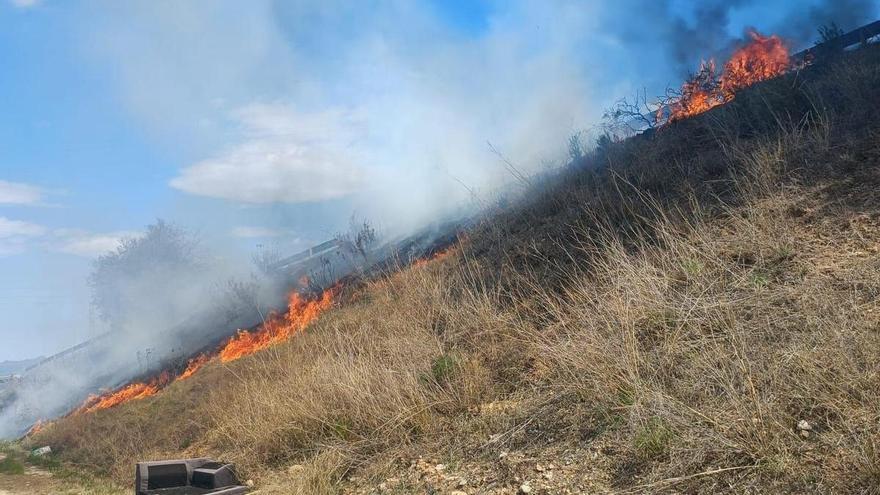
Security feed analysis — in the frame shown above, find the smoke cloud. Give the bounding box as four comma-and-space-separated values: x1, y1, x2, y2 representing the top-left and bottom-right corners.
0, 223, 288, 438
781, 0, 879, 47
69, 0, 880, 234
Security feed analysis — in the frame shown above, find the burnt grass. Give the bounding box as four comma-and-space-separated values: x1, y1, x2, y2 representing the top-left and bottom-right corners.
29, 44, 880, 494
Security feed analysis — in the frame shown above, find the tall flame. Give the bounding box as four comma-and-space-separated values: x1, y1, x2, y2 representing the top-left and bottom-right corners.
720, 31, 790, 99
218, 288, 336, 362
665, 30, 790, 123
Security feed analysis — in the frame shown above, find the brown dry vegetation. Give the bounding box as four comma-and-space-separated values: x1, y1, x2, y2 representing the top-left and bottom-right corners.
30, 44, 880, 493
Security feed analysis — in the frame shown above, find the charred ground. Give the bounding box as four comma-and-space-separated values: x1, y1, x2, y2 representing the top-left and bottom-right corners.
25, 42, 880, 494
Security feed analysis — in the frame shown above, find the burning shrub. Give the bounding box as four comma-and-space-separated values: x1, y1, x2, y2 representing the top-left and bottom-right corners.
662, 31, 791, 123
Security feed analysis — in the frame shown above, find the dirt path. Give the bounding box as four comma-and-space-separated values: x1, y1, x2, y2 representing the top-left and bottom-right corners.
0, 452, 124, 495
0, 465, 64, 495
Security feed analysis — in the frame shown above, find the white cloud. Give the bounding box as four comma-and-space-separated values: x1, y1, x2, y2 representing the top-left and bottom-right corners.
170, 105, 367, 204
52, 230, 139, 258
0, 180, 45, 205
0, 220, 138, 258
0, 217, 46, 238
230, 226, 282, 238
0, 217, 46, 256
81, 1, 691, 233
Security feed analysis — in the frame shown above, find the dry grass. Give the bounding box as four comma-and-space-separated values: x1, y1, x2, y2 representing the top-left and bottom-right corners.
31, 44, 880, 493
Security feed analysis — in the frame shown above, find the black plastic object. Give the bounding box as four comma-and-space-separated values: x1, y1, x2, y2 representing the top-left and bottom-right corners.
192, 462, 239, 489
135, 458, 248, 495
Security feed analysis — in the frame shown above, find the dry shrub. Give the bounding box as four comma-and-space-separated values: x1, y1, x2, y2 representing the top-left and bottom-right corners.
257, 448, 351, 494
529, 128, 880, 490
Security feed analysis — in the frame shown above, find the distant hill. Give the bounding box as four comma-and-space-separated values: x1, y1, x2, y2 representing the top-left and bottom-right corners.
0, 357, 43, 376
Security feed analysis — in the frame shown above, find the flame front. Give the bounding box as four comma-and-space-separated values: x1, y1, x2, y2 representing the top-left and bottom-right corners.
28, 419, 48, 436
176, 353, 212, 381
666, 30, 790, 122
720, 31, 790, 98
412, 246, 454, 268
218, 288, 336, 362
75, 287, 337, 414
80, 371, 172, 413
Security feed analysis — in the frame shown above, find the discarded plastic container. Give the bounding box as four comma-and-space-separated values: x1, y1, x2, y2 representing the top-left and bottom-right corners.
135, 458, 249, 494
31, 446, 52, 457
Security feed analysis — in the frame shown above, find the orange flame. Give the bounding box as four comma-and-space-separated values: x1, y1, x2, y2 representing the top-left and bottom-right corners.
28, 419, 48, 436
80, 371, 172, 413
665, 30, 790, 123
663, 59, 724, 122
75, 287, 337, 414
176, 353, 212, 381
720, 31, 790, 99
219, 287, 336, 362
412, 246, 454, 268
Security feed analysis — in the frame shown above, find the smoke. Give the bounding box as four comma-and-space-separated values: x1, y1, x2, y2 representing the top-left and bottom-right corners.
619, 0, 879, 82
71, 1, 608, 236
636, 0, 756, 73
0, 221, 290, 438
68, 0, 880, 236
781, 0, 879, 47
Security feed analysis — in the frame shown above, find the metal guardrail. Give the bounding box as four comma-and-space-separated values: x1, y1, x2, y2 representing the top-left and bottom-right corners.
794, 19, 880, 62
266, 238, 347, 272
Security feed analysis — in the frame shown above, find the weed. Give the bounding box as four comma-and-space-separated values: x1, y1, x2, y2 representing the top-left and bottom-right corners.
430, 353, 458, 384
0, 453, 25, 475
681, 258, 705, 279
751, 271, 770, 288
633, 417, 675, 460
27, 452, 61, 469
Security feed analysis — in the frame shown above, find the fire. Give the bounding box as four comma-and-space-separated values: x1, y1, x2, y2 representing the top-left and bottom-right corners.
75, 287, 337, 414
28, 419, 48, 436
413, 246, 455, 268
72, 244, 458, 416
662, 60, 723, 122
665, 30, 790, 123
81, 371, 172, 413
218, 287, 336, 362
176, 353, 212, 381
720, 31, 790, 98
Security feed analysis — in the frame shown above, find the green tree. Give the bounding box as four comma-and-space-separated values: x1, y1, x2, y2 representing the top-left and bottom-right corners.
89, 220, 203, 331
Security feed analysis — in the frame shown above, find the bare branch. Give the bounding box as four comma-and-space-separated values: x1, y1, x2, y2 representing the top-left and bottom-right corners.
487, 141, 531, 186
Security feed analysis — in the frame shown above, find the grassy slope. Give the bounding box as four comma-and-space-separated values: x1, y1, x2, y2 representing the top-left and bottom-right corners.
31, 45, 880, 494
0, 441, 125, 494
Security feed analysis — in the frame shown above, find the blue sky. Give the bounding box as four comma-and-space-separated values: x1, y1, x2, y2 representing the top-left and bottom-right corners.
1, 0, 876, 361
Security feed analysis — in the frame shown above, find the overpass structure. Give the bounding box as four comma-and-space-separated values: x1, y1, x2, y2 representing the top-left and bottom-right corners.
793, 20, 880, 63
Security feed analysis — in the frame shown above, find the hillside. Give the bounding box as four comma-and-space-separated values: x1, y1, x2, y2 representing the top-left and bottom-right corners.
0, 358, 41, 377
26, 43, 880, 494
